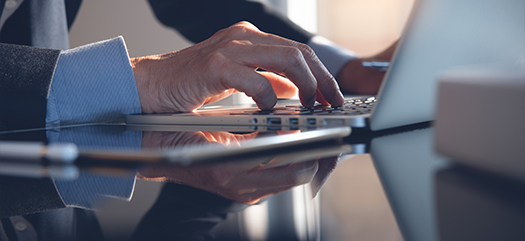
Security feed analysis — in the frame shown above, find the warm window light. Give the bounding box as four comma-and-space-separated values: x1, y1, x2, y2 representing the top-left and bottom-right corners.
287, 0, 318, 33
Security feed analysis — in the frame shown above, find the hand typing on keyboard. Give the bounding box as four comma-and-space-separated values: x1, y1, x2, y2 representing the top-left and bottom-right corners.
131, 21, 345, 113
233, 96, 376, 116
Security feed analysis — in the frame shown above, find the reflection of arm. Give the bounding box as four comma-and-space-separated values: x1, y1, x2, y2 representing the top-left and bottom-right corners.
132, 183, 246, 241
0, 176, 65, 218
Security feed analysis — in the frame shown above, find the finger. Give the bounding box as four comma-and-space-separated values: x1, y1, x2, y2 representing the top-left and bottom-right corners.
219, 62, 278, 110
226, 24, 344, 106
253, 40, 342, 106
220, 43, 317, 107
258, 71, 298, 99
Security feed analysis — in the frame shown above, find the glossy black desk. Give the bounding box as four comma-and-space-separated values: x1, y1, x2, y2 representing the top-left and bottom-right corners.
0, 124, 523, 241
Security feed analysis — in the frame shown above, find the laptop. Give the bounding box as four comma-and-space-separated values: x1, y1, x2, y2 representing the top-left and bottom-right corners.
126, 0, 525, 131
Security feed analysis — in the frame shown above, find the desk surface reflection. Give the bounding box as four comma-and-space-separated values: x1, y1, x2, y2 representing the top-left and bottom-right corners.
0, 124, 523, 241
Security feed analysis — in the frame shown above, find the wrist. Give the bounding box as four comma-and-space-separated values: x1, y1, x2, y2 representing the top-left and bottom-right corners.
131, 57, 157, 113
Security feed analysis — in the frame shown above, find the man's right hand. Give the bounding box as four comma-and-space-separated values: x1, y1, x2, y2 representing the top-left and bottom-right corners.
130, 21, 345, 113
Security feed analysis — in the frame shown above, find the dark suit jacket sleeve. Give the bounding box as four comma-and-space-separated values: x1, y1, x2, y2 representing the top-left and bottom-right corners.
147, 0, 314, 44
0, 43, 61, 131
0, 0, 82, 132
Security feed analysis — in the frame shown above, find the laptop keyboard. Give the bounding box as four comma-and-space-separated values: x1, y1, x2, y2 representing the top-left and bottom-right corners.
231, 96, 376, 116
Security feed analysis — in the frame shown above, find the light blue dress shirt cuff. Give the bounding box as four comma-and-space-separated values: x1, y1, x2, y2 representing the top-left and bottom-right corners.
46, 36, 142, 127
307, 35, 358, 77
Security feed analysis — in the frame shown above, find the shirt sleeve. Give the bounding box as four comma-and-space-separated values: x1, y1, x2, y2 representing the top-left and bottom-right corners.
307, 35, 357, 78
46, 36, 142, 127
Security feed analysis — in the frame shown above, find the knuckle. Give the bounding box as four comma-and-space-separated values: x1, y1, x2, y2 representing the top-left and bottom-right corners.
225, 21, 260, 38
228, 23, 251, 36
236, 21, 255, 28
211, 22, 259, 45
234, 21, 258, 31
300, 44, 317, 59
283, 47, 304, 67
230, 25, 247, 35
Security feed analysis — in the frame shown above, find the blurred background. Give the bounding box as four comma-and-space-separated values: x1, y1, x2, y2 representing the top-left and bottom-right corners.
69, 0, 414, 57
69, 0, 414, 106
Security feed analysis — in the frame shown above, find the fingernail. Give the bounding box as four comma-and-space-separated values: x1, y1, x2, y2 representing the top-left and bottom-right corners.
336, 91, 345, 106
309, 96, 316, 107
303, 96, 315, 107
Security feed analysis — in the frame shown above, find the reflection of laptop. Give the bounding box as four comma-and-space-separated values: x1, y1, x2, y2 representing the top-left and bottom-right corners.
370, 128, 449, 241
79, 126, 353, 165
126, 0, 525, 131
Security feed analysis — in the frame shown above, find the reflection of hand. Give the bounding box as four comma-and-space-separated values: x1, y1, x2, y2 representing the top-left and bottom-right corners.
139, 159, 319, 204
131, 21, 345, 113
337, 41, 398, 95
138, 130, 337, 204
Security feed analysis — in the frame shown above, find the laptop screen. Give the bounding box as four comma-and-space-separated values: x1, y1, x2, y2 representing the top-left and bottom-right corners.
370, 0, 525, 130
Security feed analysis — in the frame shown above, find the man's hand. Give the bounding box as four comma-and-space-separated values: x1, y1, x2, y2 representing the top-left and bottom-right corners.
337, 41, 398, 95
130, 21, 344, 113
